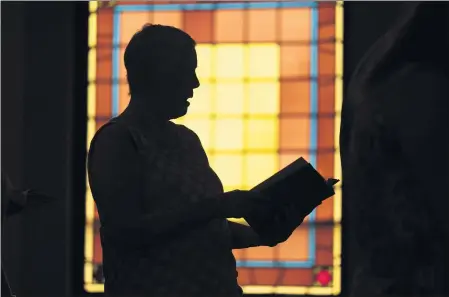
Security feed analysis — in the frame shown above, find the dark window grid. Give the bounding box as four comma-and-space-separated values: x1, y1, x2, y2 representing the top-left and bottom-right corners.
83, 147, 337, 158
102, 3, 337, 45
103, 39, 338, 49
109, 1, 316, 9
90, 113, 340, 122
96, 0, 328, 10
84, 149, 339, 193
91, 76, 339, 85
86, 3, 340, 288
204, 148, 337, 156
107, 4, 314, 45
88, 39, 342, 51
89, 218, 341, 230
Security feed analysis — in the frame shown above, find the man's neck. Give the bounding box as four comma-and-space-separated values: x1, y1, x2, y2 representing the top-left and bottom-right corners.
122, 97, 169, 128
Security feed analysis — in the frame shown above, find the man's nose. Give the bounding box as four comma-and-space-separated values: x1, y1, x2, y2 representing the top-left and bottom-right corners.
193, 75, 200, 89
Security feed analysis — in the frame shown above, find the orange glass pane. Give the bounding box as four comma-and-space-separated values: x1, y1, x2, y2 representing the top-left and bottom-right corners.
119, 47, 126, 79
184, 11, 213, 43
152, 11, 183, 29
280, 118, 310, 149
280, 81, 310, 114
280, 153, 310, 169
248, 9, 276, 42
115, 1, 165, 4
96, 82, 112, 119
97, 8, 114, 47
317, 117, 334, 150
280, 44, 310, 78
119, 83, 130, 113
279, 8, 311, 42
277, 227, 309, 261
319, 44, 335, 76
120, 12, 152, 44
95, 119, 109, 131
318, 80, 335, 114
213, 10, 244, 42
319, 22, 335, 41
318, 4, 336, 25
316, 196, 335, 223
96, 46, 113, 82
94, 233, 103, 263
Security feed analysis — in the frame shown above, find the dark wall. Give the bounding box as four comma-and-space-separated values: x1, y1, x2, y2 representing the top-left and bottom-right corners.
343, 1, 405, 83
1, 2, 406, 297
341, 2, 407, 295
1, 2, 87, 297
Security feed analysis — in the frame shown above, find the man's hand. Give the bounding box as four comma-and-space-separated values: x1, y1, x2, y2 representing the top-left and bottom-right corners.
249, 202, 307, 247
219, 190, 272, 219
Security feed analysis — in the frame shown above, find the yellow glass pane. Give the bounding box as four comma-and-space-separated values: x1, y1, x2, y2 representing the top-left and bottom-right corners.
280, 8, 311, 42
214, 119, 244, 150
152, 11, 183, 29
189, 82, 213, 115
196, 45, 213, 80
181, 119, 212, 151
247, 82, 279, 115
216, 83, 245, 115
211, 154, 244, 189
247, 44, 280, 79
214, 10, 244, 42
120, 12, 151, 44
173, 118, 184, 125
246, 118, 278, 151
215, 45, 245, 80
245, 153, 278, 188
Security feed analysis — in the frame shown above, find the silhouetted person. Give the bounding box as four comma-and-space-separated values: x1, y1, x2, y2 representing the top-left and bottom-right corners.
87, 24, 299, 297
1, 171, 54, 297
341, 3, 449, 296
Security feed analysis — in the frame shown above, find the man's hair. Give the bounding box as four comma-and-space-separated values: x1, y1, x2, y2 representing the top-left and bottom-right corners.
124, 24, 196, 95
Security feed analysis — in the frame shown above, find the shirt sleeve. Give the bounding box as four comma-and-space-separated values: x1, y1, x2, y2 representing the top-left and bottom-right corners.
87, 122, 146, 247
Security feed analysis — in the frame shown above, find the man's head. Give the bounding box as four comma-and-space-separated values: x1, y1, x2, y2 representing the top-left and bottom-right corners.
124, 24, 200, 120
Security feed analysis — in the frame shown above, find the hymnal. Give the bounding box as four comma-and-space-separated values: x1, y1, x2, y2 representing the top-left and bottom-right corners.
245, 157, 339, 245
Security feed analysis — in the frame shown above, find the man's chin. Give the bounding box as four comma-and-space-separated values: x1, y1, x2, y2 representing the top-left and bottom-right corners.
169, 106, 189, 120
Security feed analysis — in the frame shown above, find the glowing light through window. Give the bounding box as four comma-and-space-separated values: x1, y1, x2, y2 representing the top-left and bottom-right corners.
85, 1, 343, 295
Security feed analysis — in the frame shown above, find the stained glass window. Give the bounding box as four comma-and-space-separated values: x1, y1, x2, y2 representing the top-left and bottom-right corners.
85, 1, 343, 295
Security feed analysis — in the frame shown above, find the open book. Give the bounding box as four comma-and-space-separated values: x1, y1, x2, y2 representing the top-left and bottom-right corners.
245, 157, 339, 245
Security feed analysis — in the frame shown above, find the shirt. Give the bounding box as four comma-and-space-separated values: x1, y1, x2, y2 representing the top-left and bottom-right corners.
88, 115, 241, 297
